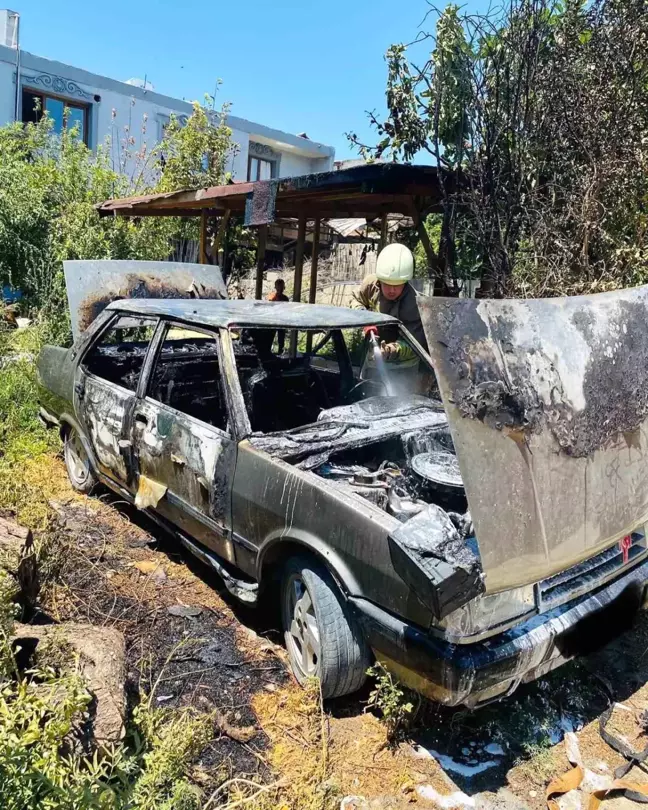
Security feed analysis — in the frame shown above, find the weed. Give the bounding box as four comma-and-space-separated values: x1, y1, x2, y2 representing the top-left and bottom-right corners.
365, 662, 417, 743
514, 742, 559, 786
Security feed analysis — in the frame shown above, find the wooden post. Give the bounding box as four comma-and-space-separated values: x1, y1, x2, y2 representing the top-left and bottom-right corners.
199, 210, 208, 264
305, 217, 321, 353
290, 213, 307, 354
379, 212, 388, 251
293, 213, 307, 303
255, 225, 267, 300
212, 209, 231, 265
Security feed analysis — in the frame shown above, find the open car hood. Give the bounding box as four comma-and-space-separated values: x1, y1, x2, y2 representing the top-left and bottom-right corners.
419, 287, 648, 594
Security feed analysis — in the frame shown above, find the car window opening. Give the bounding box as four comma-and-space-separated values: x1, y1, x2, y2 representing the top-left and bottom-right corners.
148, 327, 228, 430
83, 315, 157, 392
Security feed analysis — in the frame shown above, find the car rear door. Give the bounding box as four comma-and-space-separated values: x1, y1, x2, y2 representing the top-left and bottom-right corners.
75, 312, 158, 487
130, 321, 237, 564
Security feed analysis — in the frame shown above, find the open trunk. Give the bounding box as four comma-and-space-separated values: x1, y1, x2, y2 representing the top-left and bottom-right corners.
64, 260, 227, 340
418, 287, 648, 594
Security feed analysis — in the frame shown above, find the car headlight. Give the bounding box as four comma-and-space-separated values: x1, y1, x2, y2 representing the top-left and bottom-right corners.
437, 585, 536, 640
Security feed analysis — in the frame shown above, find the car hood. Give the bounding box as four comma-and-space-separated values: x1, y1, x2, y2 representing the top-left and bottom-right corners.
419, 287, 648, 594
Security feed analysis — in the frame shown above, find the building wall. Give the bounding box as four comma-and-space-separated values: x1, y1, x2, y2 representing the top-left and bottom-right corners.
0, 43, 335, 182
0, 53, 14, 122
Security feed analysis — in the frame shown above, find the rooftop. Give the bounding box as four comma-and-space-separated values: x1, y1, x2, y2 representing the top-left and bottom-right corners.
109, 298, 398, 330
97, 162, 449, 222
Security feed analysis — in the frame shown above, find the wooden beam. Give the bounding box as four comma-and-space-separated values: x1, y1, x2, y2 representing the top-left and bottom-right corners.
290, 213, 307, 355
255, 225, 268, 300
293, 213, 307, 303
305, 217, 321, 353
199, 211, 208, 264
379, 213, 388, 250
308, 217, 321, 305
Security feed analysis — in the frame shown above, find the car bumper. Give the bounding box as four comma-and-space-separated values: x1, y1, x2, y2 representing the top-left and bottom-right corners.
350, 558, 648, 708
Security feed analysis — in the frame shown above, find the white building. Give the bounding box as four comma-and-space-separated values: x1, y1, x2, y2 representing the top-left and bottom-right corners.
0, 9, 335, 182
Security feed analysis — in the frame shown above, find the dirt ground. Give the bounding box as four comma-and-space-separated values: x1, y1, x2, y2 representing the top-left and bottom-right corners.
35, 459, 648, 809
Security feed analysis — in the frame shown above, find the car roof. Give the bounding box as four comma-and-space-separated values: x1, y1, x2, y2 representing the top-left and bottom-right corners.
107, 298, 399, 329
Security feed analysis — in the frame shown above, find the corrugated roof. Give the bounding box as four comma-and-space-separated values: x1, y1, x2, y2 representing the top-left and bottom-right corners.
327, 218, 367, 237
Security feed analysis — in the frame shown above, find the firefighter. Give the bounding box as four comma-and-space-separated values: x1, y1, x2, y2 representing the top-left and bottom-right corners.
358, 243, 427, 351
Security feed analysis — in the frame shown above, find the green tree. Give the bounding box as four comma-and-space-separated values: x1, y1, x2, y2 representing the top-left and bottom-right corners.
351, 0, 648, 298
0, 97, 235, 339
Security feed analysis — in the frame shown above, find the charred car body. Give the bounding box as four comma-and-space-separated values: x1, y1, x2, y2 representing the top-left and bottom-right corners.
37, 280, 648, 706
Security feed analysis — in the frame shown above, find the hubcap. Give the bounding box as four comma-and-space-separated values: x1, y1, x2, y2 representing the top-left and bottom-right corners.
65, 430, 90, 485
285, 575, 321, 678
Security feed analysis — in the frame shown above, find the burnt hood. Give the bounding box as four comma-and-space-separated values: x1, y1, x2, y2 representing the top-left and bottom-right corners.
419, 288, 648, 594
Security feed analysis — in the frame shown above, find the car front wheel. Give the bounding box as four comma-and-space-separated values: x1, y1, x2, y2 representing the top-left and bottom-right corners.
63, 426, 97, 494
281, 555, 370, 699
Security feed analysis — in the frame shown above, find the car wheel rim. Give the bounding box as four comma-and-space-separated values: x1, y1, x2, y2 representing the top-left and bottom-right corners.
285, 574, 321, 679
65, 430, 90, 485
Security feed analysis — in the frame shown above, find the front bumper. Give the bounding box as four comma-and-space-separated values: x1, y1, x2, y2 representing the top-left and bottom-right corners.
351, 558, 648, 708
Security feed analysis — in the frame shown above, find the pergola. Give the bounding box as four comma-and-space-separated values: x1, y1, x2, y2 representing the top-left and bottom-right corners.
97, 163, 448, 303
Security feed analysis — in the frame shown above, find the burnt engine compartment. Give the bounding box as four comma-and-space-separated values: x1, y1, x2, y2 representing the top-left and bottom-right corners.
315, 426, 471, 530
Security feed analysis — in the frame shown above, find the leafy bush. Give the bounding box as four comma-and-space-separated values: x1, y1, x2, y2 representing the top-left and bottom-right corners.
0, 98, 235, 342
365, 662, 417, 743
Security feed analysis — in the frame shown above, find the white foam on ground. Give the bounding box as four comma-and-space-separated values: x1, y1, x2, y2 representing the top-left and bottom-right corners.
484, 743, 505, 756
416, 786, 476, 807
413, 746, 499, 777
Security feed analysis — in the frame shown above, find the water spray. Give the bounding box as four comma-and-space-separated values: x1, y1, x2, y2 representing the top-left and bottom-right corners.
368, 331, 394, 396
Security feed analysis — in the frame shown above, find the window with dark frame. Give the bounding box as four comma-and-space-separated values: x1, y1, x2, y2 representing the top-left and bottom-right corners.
21, 88, 88, 144
247, 155, 274, 181
82, 316, 157, 392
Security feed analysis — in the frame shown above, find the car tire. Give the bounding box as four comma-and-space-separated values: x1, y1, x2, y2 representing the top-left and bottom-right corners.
281, 555, 370, 699
63, 425, 97, 494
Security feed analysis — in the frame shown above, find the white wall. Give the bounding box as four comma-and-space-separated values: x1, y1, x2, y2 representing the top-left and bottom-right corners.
0, 55, 14, 123
0, 43, 335, 184
279, 150, 332, 178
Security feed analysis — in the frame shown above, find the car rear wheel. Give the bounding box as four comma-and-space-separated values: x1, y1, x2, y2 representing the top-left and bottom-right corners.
63, 426, 97, 494
281, 555, 370, 699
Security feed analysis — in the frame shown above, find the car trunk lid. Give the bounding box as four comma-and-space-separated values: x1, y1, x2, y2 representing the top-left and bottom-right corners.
419, 287, 648, 594
64, 260, 227, 341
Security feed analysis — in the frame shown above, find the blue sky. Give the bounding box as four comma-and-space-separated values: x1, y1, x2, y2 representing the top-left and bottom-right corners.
14, 0, 445, 160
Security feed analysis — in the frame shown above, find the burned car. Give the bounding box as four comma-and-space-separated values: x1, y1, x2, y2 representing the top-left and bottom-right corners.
37, 290, 648, 706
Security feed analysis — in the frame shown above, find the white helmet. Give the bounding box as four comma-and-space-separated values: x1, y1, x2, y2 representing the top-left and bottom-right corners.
375, 243, 414, 285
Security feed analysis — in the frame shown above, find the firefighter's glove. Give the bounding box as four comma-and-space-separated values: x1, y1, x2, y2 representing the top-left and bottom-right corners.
380, 341, 401, 361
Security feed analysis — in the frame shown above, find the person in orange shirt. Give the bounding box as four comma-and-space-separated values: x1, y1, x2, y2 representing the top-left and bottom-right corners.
267, 279, 289, 353
268, 278, 289, 303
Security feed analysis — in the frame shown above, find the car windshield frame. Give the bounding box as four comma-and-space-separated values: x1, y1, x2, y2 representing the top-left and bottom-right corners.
221, 322, 438, 439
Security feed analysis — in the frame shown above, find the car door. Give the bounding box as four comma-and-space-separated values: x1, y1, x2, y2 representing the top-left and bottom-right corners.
75, 312, 158, 487
131, 321, 237, 564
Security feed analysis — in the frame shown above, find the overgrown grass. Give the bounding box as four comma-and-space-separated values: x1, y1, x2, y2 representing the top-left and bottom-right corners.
0, 323, 239, 810
0, 323, 63, 527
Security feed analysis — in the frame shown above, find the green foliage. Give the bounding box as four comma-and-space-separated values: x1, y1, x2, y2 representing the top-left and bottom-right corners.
0, 646, 214, 810
129, 705, 212, 810
365, 662, 416, 743
354, 0, 648, 297
155, 99, 233, 194
413, 216, 442, 277
0, 98, 234, 340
